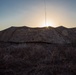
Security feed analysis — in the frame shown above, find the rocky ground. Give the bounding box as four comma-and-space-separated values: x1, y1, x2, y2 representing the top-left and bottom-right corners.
0, 42, 76, 75
0, 26, 76, 75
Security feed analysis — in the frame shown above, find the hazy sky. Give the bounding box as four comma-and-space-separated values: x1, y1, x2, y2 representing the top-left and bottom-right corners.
0, 0, 76, 30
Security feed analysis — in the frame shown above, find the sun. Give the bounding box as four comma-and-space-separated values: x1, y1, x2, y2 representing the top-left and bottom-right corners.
41, 20, 55, 27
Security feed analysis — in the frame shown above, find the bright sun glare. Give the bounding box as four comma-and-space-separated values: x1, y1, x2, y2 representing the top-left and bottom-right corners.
41, 20, 55, 27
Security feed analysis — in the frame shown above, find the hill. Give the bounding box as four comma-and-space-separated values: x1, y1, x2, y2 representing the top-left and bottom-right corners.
0, 26, 76, 75
0, 26, 76, 44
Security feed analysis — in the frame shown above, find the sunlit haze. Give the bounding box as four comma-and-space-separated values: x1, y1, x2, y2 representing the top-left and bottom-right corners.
41, 19, 56, 27
0, 0, 76, 30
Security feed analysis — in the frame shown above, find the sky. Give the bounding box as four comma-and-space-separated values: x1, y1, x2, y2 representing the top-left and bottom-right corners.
0, 0, 76, 30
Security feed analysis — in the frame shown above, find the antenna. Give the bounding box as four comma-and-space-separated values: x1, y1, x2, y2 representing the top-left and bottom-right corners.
44, 0, 46, 26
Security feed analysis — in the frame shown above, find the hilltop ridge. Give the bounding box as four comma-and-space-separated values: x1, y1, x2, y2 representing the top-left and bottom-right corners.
0, 26, 76, 44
